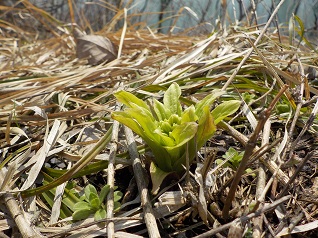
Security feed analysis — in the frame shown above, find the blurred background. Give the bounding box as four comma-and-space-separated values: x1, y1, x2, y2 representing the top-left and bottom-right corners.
1, 0, 318, 40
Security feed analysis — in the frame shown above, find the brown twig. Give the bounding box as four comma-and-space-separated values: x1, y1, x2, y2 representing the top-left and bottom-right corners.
217, 121, 289, 184
194, 195, 292, 238
252, 118, 271, 237
222, 85, 289, 220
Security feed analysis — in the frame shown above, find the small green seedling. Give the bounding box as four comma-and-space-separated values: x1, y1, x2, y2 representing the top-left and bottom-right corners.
216, 147, 254, 175
242, 92, 255, 105
72, 184, 122, 221
112, 83, 240, 192
220, 147, 244, 170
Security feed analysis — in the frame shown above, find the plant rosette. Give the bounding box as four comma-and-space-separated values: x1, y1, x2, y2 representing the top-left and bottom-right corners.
112, 83, 240, 193
72, 184, 122, 221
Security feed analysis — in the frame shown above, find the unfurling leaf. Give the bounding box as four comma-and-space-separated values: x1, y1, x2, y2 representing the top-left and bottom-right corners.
196, 106, 216, 149
74, 28, 117, 65
153, 99, 171, 121
195, 89, 224, 117
113, 90, 149, 110
163, 83, 182, 116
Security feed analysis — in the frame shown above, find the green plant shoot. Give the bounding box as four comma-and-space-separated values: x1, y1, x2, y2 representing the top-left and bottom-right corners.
216, 147, 254, 175
112, 83, 240, 192
218, 147, 245, 170
72, 184, 122, 221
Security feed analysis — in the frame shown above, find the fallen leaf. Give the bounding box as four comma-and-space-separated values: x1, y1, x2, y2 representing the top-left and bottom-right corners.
74, 28, 117, 65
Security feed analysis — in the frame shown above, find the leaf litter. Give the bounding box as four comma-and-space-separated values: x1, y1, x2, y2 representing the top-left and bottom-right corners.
0, 2, 318, 238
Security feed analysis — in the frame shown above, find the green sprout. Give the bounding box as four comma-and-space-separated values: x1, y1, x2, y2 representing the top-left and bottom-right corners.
217, 147, 245, 170
241, 92, 255, 104
216, 147, 254, 175
112, 83, 240, 192
72, 184, 122, 221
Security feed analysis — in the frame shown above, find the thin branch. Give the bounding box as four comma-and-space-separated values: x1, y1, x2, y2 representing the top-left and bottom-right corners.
222, 85, 288, 219
194, 195, 292, 238
252, 118, 271, 237
217, 122, 289, 186
124, 126, 161, 238
106, 117, 120, 237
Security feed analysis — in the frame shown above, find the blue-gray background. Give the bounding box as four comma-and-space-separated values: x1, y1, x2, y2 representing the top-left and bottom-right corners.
3, 0, 318, 39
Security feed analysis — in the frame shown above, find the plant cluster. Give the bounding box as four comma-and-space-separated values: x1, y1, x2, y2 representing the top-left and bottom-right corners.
72, 184, 122, 221
112, 83, 240, 191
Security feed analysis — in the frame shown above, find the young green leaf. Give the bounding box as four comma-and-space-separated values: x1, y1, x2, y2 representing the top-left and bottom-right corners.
114, 201, 121, 212
171, 138, 196, 172
153, 98, 171, 121
195, 90, 224, 117
99, 184, 110, 203
223, 147, 238, 160
181, 105, 198, 123
163, 83, 182, 116
85, 184, 98, 201
221, 147, 245, 170
114, 90, 149, 110
216, 158, 232, 169
111, 82, 240, 190
140, 135, 174, 172
72, 209, 93, 221
159, 121, 173, 135
169, 122, 197, 146
79, 194, 86, 201
150, 162, 171, 194
94, 209, 107, 221
196, 106, 216, 149
293, 15, 305, 42
211, 100, 241, 124
114, 191, 123, 202
73, 201, 92, 211
111, 111, 146, 137
154, 129, 175, 147
89, 193, 101, 209
121, 108, 157, 139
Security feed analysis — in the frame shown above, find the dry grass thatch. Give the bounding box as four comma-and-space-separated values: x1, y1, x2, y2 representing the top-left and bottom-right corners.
1, 1, 318, 237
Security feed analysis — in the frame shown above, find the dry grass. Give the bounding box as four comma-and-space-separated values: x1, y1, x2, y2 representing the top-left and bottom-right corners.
1, 1, 318, 237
